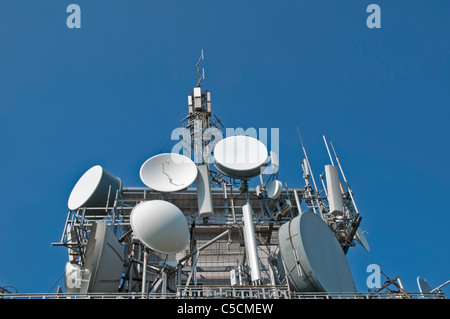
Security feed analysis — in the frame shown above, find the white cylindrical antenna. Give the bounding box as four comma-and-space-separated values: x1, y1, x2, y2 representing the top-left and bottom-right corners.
293, 189, 302, 214
242, 203, 262, 284
142, 250, 148, 295
302, 158, 310, 178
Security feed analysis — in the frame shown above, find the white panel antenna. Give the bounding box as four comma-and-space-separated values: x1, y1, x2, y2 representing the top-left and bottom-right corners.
80, 221, 124, 293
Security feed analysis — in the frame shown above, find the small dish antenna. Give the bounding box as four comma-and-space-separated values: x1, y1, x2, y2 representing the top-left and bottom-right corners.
140, 153, 198, 192
130, 200, 190, 254
213, 135, 268, 180
267, 179, 283, 199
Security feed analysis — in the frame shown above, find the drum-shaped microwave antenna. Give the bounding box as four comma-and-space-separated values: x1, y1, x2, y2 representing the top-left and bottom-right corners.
140, 153, 198, 192
213, 135, 268, 180
68, 165, 122, 217
130, 200, 190, 254
278, 211, 355, 293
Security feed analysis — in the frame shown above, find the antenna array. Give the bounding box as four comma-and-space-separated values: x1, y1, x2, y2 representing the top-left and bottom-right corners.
46, 52, 448, 300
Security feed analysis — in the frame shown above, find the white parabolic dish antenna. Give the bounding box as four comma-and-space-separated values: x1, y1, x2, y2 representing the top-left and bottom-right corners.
278, 211, 355, 293
267, 179, 283, 199
213, 135, 268, 180
130, 200, 190, 254
140, 153, 198, 192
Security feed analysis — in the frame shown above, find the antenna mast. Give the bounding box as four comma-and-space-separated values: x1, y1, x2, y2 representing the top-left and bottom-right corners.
182, 50, 224, 184
330, 141, 360, 215
296, 128, 325, 219
323, 135, 335, 166
196, 49, 205, 87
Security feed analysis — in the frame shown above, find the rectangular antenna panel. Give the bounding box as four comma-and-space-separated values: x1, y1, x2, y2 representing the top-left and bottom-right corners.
206, 92, 211, 113
188, 95, 193, 113
196, 164, 214, 218
325, 165, 344, 216
194, 87, 202, 110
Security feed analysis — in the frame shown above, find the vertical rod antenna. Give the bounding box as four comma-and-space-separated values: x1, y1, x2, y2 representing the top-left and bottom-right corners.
330, 141, 360, 215
323, 135, 335, 166
296, 127, 319, 193
296, 127, 324, 219
196, 49, 205, 87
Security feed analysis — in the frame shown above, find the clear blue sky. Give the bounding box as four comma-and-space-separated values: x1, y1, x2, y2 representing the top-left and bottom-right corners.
1, 0, 449, 294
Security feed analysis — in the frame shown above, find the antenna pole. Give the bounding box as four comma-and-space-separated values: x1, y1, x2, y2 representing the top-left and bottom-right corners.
296, 127, 324, 219
296, 128, 319, 194
323, 135, 335, 166
330, 141, 360, 215
196, 49, 204, 87
431, 280, 450, 293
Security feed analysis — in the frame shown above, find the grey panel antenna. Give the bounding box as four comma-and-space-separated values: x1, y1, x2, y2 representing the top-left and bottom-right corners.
80, 221, 124, 293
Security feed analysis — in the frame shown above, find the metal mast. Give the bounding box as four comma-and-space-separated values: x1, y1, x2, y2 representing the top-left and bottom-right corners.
181, 50, 224, 185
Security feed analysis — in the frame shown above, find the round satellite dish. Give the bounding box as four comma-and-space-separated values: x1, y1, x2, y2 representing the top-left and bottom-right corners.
278, 211, 355, 293
267, 180, 282, 199
68, 165, 122, 216
213, 135, 268, 180
140, 153, 198, 192
130, 200, 190, 254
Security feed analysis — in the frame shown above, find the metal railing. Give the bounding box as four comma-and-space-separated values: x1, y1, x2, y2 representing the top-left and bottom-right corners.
178, 285, 290, 299
1, 286, 446, 299
0, 292, 176, 299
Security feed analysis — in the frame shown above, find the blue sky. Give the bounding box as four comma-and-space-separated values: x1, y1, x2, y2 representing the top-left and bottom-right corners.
0, 0, 449, 294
